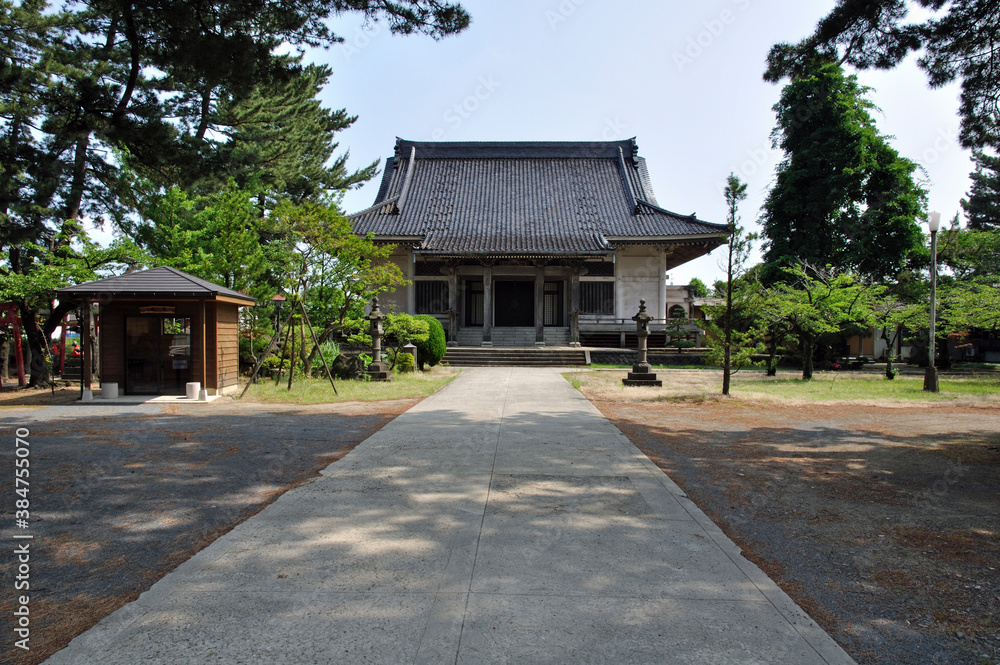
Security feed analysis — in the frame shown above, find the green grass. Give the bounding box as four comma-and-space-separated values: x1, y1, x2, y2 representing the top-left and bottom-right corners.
735, 372, 1000, 402
241, 367, 459, 404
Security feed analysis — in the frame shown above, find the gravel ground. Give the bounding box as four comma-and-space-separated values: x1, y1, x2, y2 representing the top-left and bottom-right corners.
0, 398, 414, 665
586, 394, 1000, 665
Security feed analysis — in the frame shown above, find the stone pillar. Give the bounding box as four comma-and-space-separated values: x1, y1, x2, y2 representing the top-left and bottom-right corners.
482, 261, 493, 346
534, 262, 546, 346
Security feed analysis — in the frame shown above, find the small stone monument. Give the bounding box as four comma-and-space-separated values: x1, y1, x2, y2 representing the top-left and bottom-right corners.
365, 296, 391, 381
623, 299, 662, 387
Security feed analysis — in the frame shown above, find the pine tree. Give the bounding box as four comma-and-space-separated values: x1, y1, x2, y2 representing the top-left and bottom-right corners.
961, 151, 1000, 230
1, 0, 470, 386
211, 60, 378, 203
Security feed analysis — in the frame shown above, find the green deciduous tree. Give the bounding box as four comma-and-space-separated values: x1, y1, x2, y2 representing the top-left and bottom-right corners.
764, 0, 1000, 150
136, 181, 291, 298
758, 264, 880, 380
761, 60, 925, 283
687, 277, 709, 298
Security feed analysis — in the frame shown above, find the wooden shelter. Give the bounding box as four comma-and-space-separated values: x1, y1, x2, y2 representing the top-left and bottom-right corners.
57, 267, 255, 396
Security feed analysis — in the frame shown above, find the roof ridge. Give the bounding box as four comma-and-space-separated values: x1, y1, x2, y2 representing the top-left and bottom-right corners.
635, 200, 726, 229
616, 147, 639, 214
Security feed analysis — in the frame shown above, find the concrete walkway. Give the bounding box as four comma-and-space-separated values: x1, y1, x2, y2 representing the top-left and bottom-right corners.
46, 367, 856, 664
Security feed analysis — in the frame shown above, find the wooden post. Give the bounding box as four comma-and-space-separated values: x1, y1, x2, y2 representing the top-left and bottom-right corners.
482, 262, 493, 346
81, 303, 92, 389
534, 263, 545, 345
300, 300, 337, 394
200, 299, 207, 393
59, 316, 67, 376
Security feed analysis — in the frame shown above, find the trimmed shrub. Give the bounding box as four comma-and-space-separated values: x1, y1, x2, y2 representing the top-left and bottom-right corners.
395, 349, 415, 372
413, 315, 446, 369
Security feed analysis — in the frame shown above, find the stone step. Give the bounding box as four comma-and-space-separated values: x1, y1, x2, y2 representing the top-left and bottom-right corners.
443, 347, 587, 367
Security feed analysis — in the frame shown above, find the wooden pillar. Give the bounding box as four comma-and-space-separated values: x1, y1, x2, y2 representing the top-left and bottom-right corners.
534, 262, 546, 345
482, 261, 493, 346
81, 304, 92, 389
447, 263, 458, 345
200, 299, 208, 391
569, 264, 582, 346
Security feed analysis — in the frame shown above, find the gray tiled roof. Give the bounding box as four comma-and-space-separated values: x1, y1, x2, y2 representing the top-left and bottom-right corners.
57, 266, 256, 303
349, 139, 727, 256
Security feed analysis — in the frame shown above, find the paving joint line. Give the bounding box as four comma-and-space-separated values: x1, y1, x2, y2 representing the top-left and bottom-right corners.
451, 368, 512, 665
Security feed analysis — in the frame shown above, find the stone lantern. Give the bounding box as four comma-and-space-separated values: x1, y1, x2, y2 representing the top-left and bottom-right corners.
623, 299, 662, 387
365, 296, 391, 381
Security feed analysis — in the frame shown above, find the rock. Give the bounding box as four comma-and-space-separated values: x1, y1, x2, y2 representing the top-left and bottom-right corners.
331, 354, 366, 380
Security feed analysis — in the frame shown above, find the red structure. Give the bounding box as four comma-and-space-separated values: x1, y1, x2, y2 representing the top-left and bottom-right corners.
0, 303, 27, 388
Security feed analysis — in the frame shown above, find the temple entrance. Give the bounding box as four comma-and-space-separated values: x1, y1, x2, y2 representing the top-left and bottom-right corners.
494, 280, 534, 327
125, 316, 192, 394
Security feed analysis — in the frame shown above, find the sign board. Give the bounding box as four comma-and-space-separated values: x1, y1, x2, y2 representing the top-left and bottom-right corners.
140, 306, 176, 314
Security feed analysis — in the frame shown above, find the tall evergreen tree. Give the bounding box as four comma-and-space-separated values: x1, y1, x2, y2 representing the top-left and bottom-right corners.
211, 60, 378, 203
761, 59, 925, 283
961, 150, 1000, 230
764, 0, 1000, 150
0, 0, 470, 386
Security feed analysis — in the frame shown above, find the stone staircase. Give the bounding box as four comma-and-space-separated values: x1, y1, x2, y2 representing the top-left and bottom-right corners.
455, 327, 571, 347
443, 346, 588, 367
60, 358, 82, 380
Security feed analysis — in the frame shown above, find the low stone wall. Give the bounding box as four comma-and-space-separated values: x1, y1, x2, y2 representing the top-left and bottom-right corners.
590, 350, 709, 366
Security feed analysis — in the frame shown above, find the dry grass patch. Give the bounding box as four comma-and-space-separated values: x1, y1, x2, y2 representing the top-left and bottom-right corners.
566, 368, 1000, 407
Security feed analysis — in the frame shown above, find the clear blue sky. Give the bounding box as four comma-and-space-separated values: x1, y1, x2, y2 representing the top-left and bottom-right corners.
316, 0, 972, 286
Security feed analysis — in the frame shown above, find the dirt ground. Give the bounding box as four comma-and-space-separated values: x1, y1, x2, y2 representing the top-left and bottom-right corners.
579, 373, 1000, 665
0, 397, 415, 665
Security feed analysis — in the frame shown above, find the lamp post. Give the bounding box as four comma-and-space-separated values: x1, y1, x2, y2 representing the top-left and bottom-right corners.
923, 211, 941, 393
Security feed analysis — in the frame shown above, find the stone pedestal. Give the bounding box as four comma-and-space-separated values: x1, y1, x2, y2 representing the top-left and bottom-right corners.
624, 366, 662, 387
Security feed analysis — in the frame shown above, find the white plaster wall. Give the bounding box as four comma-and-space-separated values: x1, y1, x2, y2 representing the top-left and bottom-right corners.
378, 248, 412, 313
615, 246, 664, 319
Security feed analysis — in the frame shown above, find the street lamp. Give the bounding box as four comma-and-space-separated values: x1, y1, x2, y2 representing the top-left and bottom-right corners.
923, 211, 941, 393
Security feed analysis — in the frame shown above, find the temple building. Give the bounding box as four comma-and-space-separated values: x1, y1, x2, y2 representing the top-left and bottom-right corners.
349, 139, 727, 346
